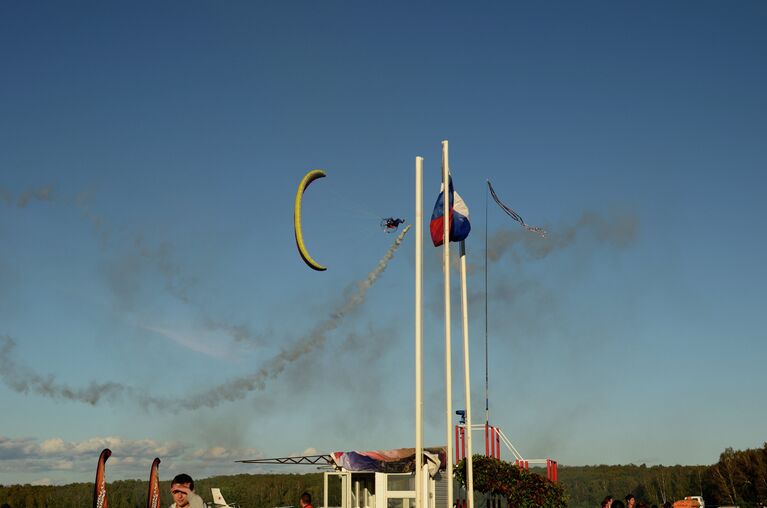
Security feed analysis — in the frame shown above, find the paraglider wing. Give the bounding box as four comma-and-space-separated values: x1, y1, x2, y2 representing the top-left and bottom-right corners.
93, 448, 111, 508
294, 170, 328, 271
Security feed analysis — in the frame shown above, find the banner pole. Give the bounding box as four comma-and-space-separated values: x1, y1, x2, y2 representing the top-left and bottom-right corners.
415, 156, 424, 508
442, 140, 453, 508
459, 241, 474, 508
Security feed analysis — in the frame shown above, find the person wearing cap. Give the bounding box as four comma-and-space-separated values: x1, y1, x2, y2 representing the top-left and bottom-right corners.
170, 473, 205, 508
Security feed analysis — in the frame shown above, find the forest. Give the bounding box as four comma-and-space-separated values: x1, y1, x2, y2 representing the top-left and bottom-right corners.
2, 444, 765, 507
544, 442, 767, 507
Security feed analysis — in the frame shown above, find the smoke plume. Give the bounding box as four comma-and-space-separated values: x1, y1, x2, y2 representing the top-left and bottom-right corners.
130, 235, 196, 304
487, 210, 638, 264
201, 318, 270, 348
4, 184, 269, 348
0, 185, 110, 246
142, 224, 411, 411
0, 226, 412, 411
428, 210, 638, 316
0, 335, 129, 405
0, 185, 54, 207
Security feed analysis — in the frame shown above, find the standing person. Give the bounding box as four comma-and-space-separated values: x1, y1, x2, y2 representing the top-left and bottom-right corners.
169, 473, 205, 508
300, 492, 314, 508
625, 494, 636, 508
602, 495, 614, 508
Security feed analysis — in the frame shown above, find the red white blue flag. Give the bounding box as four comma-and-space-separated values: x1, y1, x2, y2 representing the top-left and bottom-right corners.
430, 176, 471, 247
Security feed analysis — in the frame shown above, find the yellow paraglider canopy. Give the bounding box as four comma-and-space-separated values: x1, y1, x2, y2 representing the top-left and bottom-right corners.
294, 169, 327, 271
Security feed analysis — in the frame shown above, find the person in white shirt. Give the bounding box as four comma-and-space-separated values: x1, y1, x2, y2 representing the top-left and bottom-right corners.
169, 473, 205, 508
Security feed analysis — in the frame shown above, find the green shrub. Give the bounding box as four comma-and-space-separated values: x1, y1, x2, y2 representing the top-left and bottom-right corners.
455, 455, 567, 508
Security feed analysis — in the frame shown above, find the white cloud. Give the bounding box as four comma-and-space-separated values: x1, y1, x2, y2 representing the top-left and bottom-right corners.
191, 446, 262, 461
51, 459, 74, 470
0, 436, 37, 460
40, 438, 66, 454
0, 434, 264, 484
141, 324, 232, 359
71, 437, 123, 455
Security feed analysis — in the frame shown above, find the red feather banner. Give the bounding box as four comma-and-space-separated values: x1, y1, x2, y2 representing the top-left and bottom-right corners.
93, 448, 112, 508
147, 457, 162, 508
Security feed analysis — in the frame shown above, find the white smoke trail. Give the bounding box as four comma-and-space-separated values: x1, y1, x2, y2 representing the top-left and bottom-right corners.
144, 224, 412, 411
0, 185, 55, 211
0, 335, 127, 405
0, 225, 412, 411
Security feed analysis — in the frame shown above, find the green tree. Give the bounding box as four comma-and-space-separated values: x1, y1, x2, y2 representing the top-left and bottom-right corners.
702, 443, 767, 506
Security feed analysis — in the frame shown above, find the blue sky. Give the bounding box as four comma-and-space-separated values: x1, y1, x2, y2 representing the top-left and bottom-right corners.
1, 0, 766, 486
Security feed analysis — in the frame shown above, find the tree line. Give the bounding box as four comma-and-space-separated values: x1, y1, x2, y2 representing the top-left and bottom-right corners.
2, 443, 765, 508
0, 473, 330, 508
558, 443, 767, 507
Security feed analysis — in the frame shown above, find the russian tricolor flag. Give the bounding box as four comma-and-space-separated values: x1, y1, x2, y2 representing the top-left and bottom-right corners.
430, 176, 471, 247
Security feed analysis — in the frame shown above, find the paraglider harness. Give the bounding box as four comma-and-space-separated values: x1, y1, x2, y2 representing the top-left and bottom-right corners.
380, 217, 406, 233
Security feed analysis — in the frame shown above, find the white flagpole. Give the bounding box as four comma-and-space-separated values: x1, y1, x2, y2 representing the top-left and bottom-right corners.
415, 156, 424, 508
459, 241, 474, 508
442, 140, 453, 508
